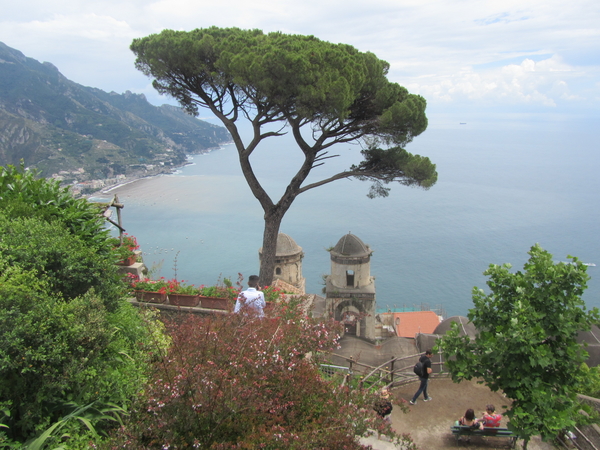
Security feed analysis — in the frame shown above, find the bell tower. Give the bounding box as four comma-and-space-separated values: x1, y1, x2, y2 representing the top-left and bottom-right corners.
325, 233, 376, 340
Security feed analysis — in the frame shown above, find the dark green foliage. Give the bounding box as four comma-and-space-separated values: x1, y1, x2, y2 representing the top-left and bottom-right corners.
131, 27, 429, 147
0, 163, 109, 250
22, 401, 126, 450
0, 161, 159, 447
353, 145, 437, 198
438, 244, 599, 448
131, 27, 437, 284
0, 213, 123, 310
0, 257, 151, 443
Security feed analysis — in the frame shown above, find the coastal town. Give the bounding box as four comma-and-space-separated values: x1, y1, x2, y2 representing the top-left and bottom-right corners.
51, 152, 210, 197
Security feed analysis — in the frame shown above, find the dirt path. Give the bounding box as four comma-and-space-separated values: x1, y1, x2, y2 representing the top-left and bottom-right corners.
384, 377, 556, 450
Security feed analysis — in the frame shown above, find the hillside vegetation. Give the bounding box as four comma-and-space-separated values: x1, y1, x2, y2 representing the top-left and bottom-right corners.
0, 41, 230, 184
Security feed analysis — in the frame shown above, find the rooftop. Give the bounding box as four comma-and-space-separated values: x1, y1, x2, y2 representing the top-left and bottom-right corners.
389, 311, 442, 338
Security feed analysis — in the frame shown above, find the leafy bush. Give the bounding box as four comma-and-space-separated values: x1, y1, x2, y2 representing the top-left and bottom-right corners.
438, 245, 599, 446
576, 363, 600, 399
0, 163, 109, 250
0, 214, 123, 310
0, 165, 166, 447
0, 218, 162, 446
0, 257, 155, 445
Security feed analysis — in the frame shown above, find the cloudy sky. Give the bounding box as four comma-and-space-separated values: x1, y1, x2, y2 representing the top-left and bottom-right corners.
1, 0, 598, 124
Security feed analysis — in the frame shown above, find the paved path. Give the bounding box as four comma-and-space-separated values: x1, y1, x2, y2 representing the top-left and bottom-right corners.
360, 377, 556, 450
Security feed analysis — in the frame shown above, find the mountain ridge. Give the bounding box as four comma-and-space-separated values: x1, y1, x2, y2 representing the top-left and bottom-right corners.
0, 41, 230, 190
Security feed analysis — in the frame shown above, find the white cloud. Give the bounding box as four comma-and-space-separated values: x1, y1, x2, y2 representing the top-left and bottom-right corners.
406, 55, 595, 109
0, 0, 598, 114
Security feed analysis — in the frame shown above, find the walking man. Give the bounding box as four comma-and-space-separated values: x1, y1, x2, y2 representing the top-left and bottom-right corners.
234, 275, 266, 317
410, 349, 433, 405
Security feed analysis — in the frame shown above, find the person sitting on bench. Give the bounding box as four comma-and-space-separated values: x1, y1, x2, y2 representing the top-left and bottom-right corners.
455, 409, 483, 443
482, 404, 502, 428
458, 408, 483, 430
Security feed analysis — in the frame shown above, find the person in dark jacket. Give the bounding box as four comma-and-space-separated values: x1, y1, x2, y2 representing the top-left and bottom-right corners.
409, 350, 433, 405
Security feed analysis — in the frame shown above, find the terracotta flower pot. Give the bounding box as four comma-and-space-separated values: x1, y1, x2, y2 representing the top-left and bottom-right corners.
134, 290, 167, 303
199, 296, 231, 310
118, 255, 137, 266
169, 294, 200, 307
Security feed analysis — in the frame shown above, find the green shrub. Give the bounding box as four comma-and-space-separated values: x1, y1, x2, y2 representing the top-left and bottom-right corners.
576, 363, 600, 399
0, 259, 154, 444
0, 214, 123, 310
0, 167, 163, 447
0, 163, 109, 251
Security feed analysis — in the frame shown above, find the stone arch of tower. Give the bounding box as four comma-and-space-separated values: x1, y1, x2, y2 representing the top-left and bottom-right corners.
333, 297, 375, 339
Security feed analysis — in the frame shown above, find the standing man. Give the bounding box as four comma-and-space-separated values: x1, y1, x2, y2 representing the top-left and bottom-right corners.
409, 349, 433, 405
234, 275, 266, 317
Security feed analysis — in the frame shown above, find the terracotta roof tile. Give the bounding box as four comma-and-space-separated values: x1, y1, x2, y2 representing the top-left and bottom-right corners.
390, 311, 441, 338
271, 278, 303, 294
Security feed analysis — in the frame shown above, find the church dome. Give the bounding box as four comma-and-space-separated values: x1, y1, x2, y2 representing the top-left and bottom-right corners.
275, 233, 302, 256
332, 233, 370, 258
433, 316, 476, 337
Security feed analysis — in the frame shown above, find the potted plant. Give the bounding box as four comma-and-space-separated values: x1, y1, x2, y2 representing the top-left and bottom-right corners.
261, 285, 286, 311
167, 279, 200, 307
198, 281, 239, 310
111, 234, 139, 266
128, 275, 169, 303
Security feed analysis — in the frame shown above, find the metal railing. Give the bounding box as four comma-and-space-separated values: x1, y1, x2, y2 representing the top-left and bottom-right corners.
322, 352, 447, 391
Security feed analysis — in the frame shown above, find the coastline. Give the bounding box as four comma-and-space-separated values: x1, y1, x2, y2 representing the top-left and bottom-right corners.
86, 142, 234, 200
101, 173, 168, 195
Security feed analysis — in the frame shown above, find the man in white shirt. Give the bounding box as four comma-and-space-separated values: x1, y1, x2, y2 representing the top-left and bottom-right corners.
234, 275, 266, 317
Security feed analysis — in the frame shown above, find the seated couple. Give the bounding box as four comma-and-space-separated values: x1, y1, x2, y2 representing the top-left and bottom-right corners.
457, 404, 502, 430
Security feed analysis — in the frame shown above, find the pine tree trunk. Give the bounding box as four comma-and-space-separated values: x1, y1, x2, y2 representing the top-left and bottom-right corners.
258, 209, 284, 286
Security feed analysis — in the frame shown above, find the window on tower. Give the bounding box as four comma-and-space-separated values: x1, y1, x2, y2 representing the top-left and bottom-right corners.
346, 270, 354, 287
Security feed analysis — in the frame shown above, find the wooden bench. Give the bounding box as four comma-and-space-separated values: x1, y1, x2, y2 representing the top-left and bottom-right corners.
450, 425, 518, 448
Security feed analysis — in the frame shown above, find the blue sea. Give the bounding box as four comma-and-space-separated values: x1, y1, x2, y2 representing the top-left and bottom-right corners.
98, 116, 600, 318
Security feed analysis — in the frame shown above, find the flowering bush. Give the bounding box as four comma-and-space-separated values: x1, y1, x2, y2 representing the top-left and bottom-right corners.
261, 284, 286, 302
127, 274, 169, 294
109, 233, 139, 263
199, 283, 239, 299
166, 278, 199, 295
103, 302, 408, 449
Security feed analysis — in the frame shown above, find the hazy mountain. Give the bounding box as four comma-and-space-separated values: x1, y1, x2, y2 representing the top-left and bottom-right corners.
0, 41, 230, 181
